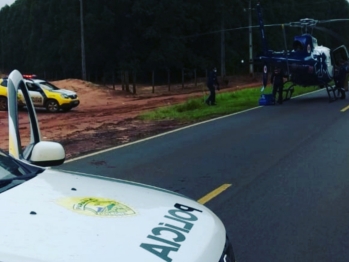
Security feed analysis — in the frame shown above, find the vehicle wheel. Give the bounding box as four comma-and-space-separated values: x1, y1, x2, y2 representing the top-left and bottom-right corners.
0, 96, 7, 111
45, 99, 60, 113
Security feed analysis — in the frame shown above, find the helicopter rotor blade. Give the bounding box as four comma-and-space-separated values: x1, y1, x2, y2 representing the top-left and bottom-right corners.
177, 17, 349, 39
312, 26, 346, 44
317, 18, 349, 24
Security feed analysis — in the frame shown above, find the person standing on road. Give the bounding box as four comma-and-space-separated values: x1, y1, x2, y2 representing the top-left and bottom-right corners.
205, 66, 220, 106
270, 62, 286, 104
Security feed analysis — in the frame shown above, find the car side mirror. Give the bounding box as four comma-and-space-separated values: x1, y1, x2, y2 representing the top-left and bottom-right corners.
30, 141, 65, 167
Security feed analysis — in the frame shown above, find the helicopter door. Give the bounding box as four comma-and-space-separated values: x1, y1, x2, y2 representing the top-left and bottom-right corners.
332, 45, 349, 66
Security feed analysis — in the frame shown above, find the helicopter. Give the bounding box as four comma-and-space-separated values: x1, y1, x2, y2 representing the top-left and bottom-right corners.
254, 1, 349, 102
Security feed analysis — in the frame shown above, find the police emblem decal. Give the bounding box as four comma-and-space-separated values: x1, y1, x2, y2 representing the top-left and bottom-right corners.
57, 197, 136, 217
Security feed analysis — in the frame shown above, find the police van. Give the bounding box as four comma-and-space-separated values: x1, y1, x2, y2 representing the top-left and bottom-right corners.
0, 70, 235, 262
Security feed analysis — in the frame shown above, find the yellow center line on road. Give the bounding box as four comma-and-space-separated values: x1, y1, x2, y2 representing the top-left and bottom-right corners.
197, 184, 232, 205
340, 105, 349, 112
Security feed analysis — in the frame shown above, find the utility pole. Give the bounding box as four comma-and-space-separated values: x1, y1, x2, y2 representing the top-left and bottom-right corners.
80, 0, 87, 80
248, 0, 254, 77
221, 14, 226, 77
219, 0, 226, 78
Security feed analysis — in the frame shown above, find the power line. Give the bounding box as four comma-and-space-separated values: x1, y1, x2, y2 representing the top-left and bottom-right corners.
177, 19, 349, 39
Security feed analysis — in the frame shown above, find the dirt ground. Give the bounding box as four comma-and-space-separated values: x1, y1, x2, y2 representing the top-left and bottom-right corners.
0, 74, 262, 160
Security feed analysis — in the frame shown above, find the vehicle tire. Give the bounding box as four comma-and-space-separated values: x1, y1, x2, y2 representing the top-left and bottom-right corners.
45, 99, 60, 113
0, 96, 7, 111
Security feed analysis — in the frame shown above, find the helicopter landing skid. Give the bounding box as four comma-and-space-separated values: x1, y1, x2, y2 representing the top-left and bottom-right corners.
282, 83, 295, 102
325, 84, 345, 102
280, 82, 345, 103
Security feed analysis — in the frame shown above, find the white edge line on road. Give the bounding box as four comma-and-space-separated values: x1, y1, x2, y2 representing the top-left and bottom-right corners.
65, 88, 323, 163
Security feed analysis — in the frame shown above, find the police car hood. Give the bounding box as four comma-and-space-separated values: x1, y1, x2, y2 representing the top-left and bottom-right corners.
0, 169, 226, 262
50, 89, 76, 95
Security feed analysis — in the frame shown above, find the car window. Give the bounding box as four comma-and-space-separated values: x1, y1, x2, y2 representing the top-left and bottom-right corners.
0, 79, 7, 87
26, 82, 40, 91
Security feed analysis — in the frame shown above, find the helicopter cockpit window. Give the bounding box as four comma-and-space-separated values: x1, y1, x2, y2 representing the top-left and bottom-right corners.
293, 41, 303, 51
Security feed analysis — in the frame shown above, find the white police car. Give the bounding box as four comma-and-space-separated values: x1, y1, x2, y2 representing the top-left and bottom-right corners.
1, 70, 235, 261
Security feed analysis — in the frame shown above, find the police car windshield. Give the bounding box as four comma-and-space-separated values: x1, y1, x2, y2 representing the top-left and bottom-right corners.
37, 81, 60, 91
0, 151, 25, 179
0, 150, 37, 178
0, 150, 43, 192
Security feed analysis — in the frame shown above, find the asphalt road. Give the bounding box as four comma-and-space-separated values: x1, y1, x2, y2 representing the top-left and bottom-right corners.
58, 89, 349, 261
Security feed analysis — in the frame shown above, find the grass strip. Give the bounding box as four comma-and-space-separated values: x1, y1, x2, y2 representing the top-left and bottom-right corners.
138, 84, 319, 122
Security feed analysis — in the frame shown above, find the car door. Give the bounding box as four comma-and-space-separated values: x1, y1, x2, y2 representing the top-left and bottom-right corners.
26, 82, 44, 106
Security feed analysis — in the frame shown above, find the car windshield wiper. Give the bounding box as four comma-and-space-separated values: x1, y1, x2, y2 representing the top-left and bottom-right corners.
0, 170, 41, 185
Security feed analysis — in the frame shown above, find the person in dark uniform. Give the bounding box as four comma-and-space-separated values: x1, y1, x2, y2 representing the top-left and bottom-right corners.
334, 59, 348, 99
205, 66, 220, 106
270, 63, 286, 104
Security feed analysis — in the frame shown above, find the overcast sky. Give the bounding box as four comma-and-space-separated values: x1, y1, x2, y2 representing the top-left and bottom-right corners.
0, 0, 14, 8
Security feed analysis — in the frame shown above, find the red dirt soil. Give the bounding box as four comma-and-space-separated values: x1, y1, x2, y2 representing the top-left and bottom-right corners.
0, 75, 262, 160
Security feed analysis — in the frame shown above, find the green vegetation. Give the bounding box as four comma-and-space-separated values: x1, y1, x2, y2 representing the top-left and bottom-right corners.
138, 84, 319, 122
0, 0, 348, 81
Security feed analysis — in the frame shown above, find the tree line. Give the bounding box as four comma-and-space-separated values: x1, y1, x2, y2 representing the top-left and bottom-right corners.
0, 0, 348, 83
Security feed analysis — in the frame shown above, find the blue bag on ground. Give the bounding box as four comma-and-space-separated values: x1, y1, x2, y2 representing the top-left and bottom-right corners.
259, 94, 275, 105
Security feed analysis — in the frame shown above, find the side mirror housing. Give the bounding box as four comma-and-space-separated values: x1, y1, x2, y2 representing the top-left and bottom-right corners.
30, 141, 65, 167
